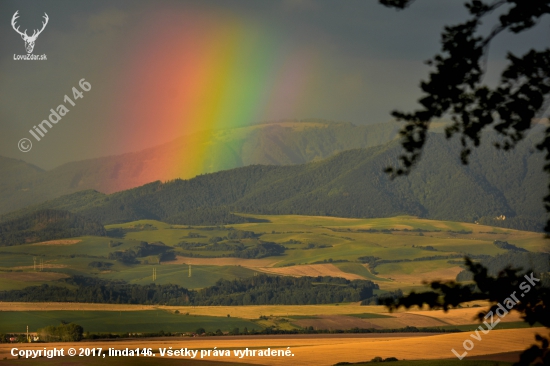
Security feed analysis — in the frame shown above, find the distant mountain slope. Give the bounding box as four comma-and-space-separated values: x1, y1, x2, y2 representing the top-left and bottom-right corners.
4, 132, 546, 231
0, 120, 400, 215
0, 157, 43, 210
0, 209, 106, 246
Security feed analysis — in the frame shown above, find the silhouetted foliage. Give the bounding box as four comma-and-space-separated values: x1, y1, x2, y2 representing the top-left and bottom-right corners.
382, 258, 549, 365
380, 0, 550, 234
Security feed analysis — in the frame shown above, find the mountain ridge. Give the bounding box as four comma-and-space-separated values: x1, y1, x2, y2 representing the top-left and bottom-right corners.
2, 132, 546, 232
0, 120, 401, 215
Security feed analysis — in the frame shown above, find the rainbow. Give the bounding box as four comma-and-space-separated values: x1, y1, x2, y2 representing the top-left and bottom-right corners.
109, 6, 320, 185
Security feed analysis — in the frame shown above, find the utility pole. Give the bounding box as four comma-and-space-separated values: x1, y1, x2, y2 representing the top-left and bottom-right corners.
33, 257, 36, 271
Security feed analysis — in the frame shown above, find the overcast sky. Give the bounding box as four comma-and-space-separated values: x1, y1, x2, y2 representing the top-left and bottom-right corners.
1, 0, 548, 169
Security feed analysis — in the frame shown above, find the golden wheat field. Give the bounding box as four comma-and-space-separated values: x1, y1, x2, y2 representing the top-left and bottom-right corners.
0, 302, 504, 320
0, 328, 544, 365
0, 301, 523, 333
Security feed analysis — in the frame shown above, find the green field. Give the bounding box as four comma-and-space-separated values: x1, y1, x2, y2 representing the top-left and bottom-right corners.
0, 277, 49, 291
375, 259, 452, 277
100, 264, 255, 288
0, 214, 545, 294
333, 262, 390, 282
0, 310, 261, 334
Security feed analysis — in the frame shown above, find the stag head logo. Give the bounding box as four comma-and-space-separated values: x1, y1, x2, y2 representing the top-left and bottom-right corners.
11, 10, 49, 54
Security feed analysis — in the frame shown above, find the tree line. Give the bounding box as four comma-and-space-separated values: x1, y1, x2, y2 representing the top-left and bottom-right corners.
38, 323, 83, 342
456, 252, 550, 283
0, 209, 105, 246
176, 242, 286, 259
0, 274, 378, 306
108, 241, 176, 264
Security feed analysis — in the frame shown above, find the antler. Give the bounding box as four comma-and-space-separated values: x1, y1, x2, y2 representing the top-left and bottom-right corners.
29, 13, 49, 39
11, 10, 28, 38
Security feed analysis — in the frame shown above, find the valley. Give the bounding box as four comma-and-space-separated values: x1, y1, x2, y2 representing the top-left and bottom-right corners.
1, 214, 545, 293
0, 111, 547, 366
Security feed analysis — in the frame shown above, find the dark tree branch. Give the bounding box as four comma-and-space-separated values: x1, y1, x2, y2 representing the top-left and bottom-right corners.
379, 0, 415, 10
379, 0, 550, 235
382, 258, 550, 365
378, 3, 550, 363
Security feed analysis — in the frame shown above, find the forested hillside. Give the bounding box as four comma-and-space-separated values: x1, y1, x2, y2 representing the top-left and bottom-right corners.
456, 252, 550, 282
2, 132, 546, 231
0, 120, 400, 215
0, 209, 106, 246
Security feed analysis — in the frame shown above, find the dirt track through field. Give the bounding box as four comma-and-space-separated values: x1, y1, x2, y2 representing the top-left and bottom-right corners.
255, 263, 365, 280
167, 256, 278, 268
29, 239, 81, 246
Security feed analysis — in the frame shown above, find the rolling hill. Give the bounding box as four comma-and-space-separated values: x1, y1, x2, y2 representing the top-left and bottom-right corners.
0, 120, 401, 215
3, 131, 546, 232
0, 209, 106, 246
0, 214, 546, 294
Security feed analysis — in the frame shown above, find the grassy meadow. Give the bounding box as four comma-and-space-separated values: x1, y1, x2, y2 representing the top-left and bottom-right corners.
0, 310, 259, 334
0, 214, 545, 341
0, 301, 529, 335
0, 214, 545, 293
